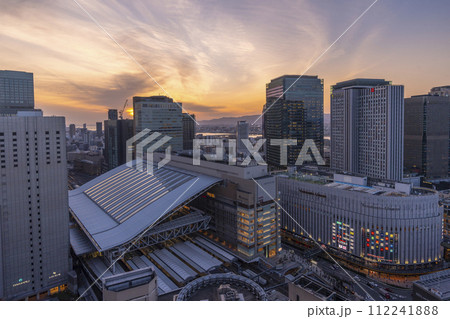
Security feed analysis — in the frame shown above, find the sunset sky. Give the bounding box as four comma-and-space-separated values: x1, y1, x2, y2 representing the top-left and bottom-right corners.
1, 0, 449, 125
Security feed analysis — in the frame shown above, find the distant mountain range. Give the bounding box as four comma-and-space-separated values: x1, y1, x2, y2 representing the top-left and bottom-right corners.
199, 114, 330, 127
198, 115, 262, 126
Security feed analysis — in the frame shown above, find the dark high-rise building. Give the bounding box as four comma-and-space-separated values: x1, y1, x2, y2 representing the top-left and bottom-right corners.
81, 123, 88, 144
69, 124, 76, 139
331, 79, 404, 181
263, 75, 323, 168
182, 113, 196, 151
108, 109, 118, 121
0, 70, 35, 115
0, 112, 69, 300
236, 120, 249, 157
96, 122, 102, 138
104, 119, 134, 170
404, 93, 450, 179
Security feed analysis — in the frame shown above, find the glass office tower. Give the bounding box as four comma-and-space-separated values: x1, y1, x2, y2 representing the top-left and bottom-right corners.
263, 75, 324, 168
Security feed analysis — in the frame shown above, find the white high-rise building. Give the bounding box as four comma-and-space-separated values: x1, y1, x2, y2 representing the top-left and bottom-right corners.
331, 79, 404, 181
0, 111, 69, 300
133, 96, 183, 152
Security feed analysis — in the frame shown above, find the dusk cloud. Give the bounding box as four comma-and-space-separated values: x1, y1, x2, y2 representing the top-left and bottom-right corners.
1, 0, 449, 126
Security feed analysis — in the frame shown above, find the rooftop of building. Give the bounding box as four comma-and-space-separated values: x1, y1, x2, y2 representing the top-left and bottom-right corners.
269, 74, 320, 82
155, 152, 271, 180
332, 78, 392, 90
408, 93, 450, 99
414, 269, 450, 300
431, 85, 450, 90
69, 161, 221, 252
291, 274, 348, 301
0, 70, 33, 77
280, 169, 437, 197
133, 96, 174, 103
176, 273, 267, 301
102, 267, 155, 293
78, 235, 241, 297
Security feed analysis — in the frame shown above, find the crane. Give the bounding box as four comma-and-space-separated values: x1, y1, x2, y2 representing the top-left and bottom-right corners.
119, 99, 128, 119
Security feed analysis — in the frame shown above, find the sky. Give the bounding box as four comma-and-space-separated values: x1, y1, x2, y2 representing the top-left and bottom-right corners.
1, 0, 449, 125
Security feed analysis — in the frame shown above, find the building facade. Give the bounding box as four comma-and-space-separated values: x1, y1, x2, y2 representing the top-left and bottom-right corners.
331, 79, 404, 181
101, 268, 157, 301
404, 94, 450, 179
96, 122, 102, 138
69, 124, 76, 139
0, 112, 69, 300
133, 96, 183, 152
430, 86, 450, 97
155, 154, 281, 260
278, 174, 442, 272
108, 109, 118, 121
263, 75, 324, 168
104, 119, 134, 170
182, 113, 196, 151
236, 120, 249, 157
0, 70, 34, 115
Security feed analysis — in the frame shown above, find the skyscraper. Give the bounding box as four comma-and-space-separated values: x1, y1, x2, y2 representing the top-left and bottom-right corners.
331, 79, 404, 181
236, 120, 249, 157
263, 75, 323, 168
404, 92, 450, 178
81, 123, 88, 144
182, 113, 196, 151
96, 122, 102, 138
0, 70, 34, 115
0, 111, 69, 300
69, 124, 76, 139
104, 119, 134, 170
133, 96, 183, 152
108, 109, 118, 120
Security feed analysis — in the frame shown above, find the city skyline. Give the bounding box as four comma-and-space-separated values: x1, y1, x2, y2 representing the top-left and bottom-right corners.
1, 0, 449, 125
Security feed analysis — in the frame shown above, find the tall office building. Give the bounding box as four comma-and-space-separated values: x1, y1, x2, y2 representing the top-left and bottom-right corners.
104, 119, 134, 170
133, 96, 183, 152
182, 113, 196, 151
69, 124, 76, 139
96, 122, 102, 138
108, 109, 118, 120
263, 75, 324, 168
404, 92, 450, 179
236, 120, 249, 157
0, 111, 69, 300
330, 79, 404, 181
0, 70, 35, 115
